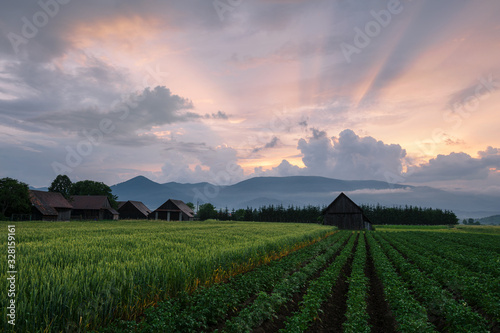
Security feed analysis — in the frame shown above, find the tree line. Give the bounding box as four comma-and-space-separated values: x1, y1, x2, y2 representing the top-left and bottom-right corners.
198, 202, 459, 225
360, 204, 459, 225
197, 203, 324, 223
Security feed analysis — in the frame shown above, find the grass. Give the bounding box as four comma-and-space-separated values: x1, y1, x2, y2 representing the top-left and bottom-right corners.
0, 220, 334, 332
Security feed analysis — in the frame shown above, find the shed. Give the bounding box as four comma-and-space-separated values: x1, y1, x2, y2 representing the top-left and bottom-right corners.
29, 190, 72, 221
117, 200, 151, 220
323, 193, 373, 230
71, 196, 119, 220
149, 199, 194, 221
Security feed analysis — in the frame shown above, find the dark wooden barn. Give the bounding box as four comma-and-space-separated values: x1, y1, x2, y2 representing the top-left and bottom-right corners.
71, 196, 119, 220
149, 199, 194, 221
323, 193, 373, 230
117, 200, 151, 220
29, 190, 72, 221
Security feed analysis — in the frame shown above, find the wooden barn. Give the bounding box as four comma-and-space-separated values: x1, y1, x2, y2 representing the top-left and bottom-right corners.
71, 196, 119, 220
323, 193, 373, 230
29, 190, 72, 221
117, 200, 151, 220
149, 199, 194, 221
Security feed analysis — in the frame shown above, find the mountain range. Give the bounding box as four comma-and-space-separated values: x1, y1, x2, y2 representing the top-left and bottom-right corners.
110, 176, 500, 220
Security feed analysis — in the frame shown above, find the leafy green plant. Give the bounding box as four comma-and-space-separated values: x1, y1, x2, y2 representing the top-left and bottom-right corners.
280, 232, 357, 332
365, 233, 436, 333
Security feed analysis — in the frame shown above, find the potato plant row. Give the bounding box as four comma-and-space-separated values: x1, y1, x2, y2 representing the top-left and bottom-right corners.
221, 232, 354, 332
342, 233, 369, 333
373, 233, 489, 332
381, 232, 500, 322
402, 232, 500, 278
430, 232, 500, 254
365, 233, 437, 332
278, 232, 357, 332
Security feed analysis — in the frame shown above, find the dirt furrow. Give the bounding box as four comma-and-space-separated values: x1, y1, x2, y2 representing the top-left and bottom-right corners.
252, 234, 354, 333
303, 233, 358, 333
365, 234, 397, 333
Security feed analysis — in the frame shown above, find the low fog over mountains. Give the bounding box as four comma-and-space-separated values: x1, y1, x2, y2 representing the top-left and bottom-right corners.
111, 176, 500, 219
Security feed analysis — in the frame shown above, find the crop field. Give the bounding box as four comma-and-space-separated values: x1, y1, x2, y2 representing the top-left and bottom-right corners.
1, 222, 499, 332
0, 220, 333, 332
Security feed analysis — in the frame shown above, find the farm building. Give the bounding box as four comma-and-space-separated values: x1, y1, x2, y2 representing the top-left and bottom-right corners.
117, 200, 151, 219
323, 192, 373, 230
71, 196, 119, 220
149, 199, 194, 221
29, 190, 73, 221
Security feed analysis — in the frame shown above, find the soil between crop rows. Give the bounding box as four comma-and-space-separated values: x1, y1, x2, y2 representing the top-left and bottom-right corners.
302, 237, 354, 332
205, 233, 347, 333
365, 234, 398, 333
251, 234, 353, 333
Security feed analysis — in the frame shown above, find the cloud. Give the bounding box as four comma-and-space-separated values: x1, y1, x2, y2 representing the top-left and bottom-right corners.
345, 188, 412, 195
32, 86, 196, 146
297, 128, 407, 180
0, 56, 129, 118
406, 148, 500, 182
161, 144, 245, 185
254, 159, 303, 177
204, 110, 229, 120
252, 136, 281, 153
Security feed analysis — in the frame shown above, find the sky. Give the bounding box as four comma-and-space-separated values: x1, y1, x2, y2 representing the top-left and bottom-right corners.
0, 0, 499, 194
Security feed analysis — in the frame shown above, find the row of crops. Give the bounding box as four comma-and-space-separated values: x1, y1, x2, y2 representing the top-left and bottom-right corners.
107, 230, 498, 332
1, 221, 498, 332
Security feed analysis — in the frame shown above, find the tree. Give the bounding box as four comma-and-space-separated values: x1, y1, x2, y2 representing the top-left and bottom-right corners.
197, 203, 217, 220
0, 177, 30, 218
70, 180, 118, 208
186, 202, 195, 211
48, 175, 73, 199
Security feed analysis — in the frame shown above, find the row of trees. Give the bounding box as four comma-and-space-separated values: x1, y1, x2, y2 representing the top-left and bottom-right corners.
360, 204, 459, 225
197, 202, 459, 225
198, 203, 325, 223
0, 175, 117, 220
48, 175, 118, 208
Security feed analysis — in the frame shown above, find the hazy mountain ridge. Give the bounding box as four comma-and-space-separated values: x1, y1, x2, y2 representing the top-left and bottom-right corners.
110, 176, 500, 219
477, 215, 500, 225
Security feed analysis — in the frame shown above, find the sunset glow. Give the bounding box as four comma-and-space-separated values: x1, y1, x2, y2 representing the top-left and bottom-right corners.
0, 0, 499, 193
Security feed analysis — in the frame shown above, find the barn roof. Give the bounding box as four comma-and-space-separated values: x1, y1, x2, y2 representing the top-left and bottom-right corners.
170, 199, 195, 218
29, 190, 72, 216
155, 199, 194, 218
325, 192, 372, 223
71, 195, 119, 215
123, 200, 151, 216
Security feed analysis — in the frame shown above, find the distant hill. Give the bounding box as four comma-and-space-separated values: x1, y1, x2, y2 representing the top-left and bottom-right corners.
477, 215, 500, 225
30, 186, 48, 192
110, 175, 500, 219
